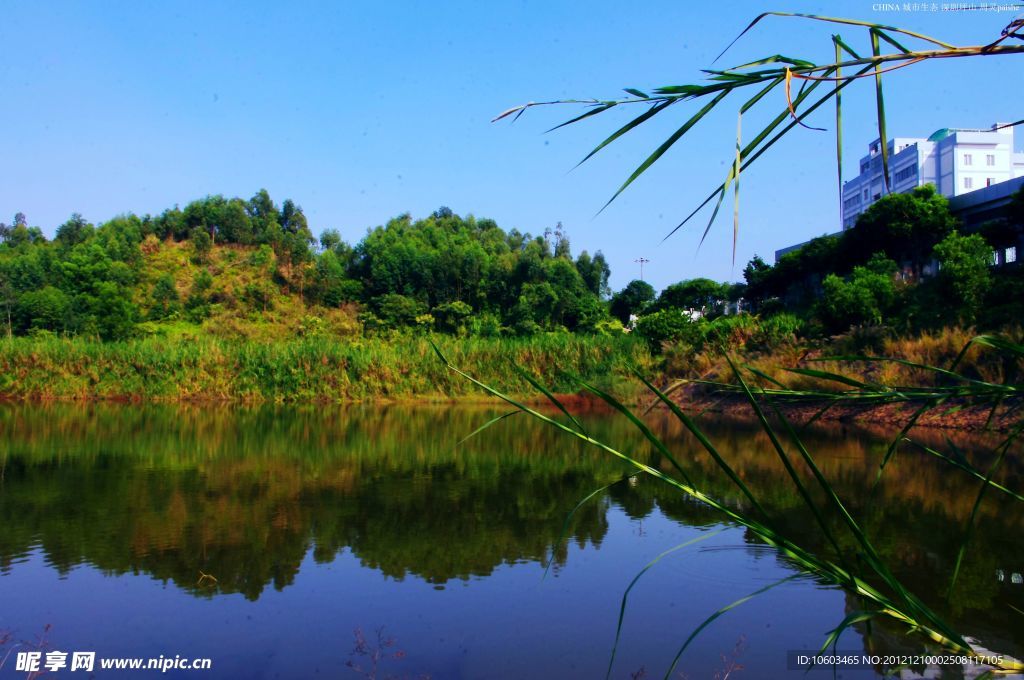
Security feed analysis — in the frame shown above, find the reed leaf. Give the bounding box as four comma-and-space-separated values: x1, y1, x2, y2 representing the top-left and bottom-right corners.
632, 369, 768, 519
664, 575, 801, 679
456, 410, 520, 446
599, 91, 729, 213
498, 14, 1022, 247
605, 529, 726, 680
870, 30, 891, 194
437, 346, 1021, 672
543, 473, 636, 579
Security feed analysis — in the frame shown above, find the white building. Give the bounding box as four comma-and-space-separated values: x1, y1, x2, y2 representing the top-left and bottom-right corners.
841, 123, 1024, 229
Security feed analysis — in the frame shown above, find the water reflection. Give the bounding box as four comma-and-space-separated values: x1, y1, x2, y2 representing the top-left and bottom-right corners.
0, 403, 1021, 676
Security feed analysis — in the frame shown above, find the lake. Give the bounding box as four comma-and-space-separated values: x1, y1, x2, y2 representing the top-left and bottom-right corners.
0, 403, 1021, 679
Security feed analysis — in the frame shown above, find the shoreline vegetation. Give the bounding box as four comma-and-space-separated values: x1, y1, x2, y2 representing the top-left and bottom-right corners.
0, 334, 653, 403
1, 186, 1021, 429
3, 326, 1020, 435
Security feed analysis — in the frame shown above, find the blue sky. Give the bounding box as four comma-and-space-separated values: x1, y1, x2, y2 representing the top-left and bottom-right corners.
1, 1, 1021, 292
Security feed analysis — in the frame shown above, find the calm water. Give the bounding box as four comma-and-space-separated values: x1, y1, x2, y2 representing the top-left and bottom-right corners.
0, 404, 1021, 679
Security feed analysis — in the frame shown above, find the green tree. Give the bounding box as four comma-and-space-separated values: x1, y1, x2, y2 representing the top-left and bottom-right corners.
433, 301, 473, 334
633, 308, 693, 350
184, 270, 214, 322
932, 231, 993, 326
847, 185, 957, 277
609, 280, 655, 325
55, 213, 93, 247
654, 278, 727, 316
14, 286, 70, 333
319, 229, 342, 253
314, 250, 361, 307
191, 227, 212, 264
818, 254, 899, 332
575, 250, 611, 298
374, 293, 426, 329
149, 274, 181, 320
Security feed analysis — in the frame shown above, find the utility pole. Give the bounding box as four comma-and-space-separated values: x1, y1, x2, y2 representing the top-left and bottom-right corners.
634, 257, 650, 282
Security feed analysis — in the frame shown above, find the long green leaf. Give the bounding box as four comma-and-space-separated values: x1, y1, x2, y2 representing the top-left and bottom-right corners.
785, 367, 871, 389
632, 369, 769, 519
544, 474, 634, 579
456, 409, 521, 446
605, 529, 725, 679
572, 100, 672, 167
904, 439, 1024, 503
514, 365, 587, 435
668, 62, 870, 242
834, 34, 844, 217
818, 610, 877, 660
576, 377, 693, 486
664, 575, 800, 679
871, 29, 891, 194
600, 91, 729, 212
949, 440, 1012, 596
714, 12, 953, 64
546, 102, 618, 133
435, 351, 999, 668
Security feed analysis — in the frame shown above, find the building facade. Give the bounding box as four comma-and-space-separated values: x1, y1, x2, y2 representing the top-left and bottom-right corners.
841, 123, 1024, 229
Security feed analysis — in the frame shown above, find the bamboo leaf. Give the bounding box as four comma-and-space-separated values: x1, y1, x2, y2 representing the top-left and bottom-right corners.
875, 29, 913, 54
599, 90, 729, 213
546, 102, 619, 133
652, 84, 710, 96
573, 101, 672, 168
714, 12, 953, 64
949, 443, 1012, 596
834, 35, 844, 216
605, 529, 725, 679
664, 575, 801, 678
514, 365, 587, 435
728, 358, 849, 565
786, 367, 872, 389
727, 54, 816, 71
833, 34, 862, 59
456, 409, 521, 446
666, 63, 868, 242
576, 377, 693, 485
733, 110, 742, 264
544, 474, 634, 579
818, 610, 877, 660
633, 369, 769, 518
904, 439, 1024, 503
871, 29, 891, 194
873, 398, 943, 488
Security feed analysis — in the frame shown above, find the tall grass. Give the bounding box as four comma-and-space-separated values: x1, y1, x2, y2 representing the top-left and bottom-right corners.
0, 333, 652, 402
435, 334, 1024, 677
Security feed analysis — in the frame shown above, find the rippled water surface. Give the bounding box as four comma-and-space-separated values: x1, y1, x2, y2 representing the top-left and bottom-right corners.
0, 404, 1021, 678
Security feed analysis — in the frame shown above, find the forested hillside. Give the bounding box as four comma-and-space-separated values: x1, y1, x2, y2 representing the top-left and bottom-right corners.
0, 192, 616, 341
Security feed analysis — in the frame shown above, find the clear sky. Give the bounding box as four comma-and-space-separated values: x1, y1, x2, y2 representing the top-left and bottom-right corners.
1, 1, 1021, 292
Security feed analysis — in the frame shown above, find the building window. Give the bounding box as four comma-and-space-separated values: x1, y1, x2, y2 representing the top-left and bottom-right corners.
964, 177, 973, 189
894, 165, 918, 183
964, 153, 973, 166
1008, 246, 1018, 264
987, 177, 995, 187
860, 161, 868, 174
993, 251, 1001, 266
863, 189, 868, 200
987, 154, 996, 166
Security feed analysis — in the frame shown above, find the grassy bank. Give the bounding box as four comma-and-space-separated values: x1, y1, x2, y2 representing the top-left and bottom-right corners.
661, 325, 1023, 389
0, 333, 653, 402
